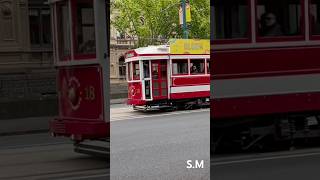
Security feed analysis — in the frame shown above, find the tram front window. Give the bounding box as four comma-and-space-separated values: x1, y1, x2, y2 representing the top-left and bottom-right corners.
143, 61, 150, 78
257, 0, 301, 37
57, 2, 71, 59
133, 62, 140, 80
75, 1, 96, 54
310, 0, 320, 35
212, 0, 249, 39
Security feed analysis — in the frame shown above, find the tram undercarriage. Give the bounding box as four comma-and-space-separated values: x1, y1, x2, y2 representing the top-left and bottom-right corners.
211, 112, 320, 154
74, 138, 109, 157
132, 97, 210, 111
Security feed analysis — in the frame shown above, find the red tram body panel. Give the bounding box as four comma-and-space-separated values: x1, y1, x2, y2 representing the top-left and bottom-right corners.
212, 46, 320, 119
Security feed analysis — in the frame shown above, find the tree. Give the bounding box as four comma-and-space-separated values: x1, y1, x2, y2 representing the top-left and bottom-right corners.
111, 0, 210, 47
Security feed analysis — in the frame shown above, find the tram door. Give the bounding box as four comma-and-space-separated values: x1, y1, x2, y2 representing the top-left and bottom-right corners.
151, 60, 168, 100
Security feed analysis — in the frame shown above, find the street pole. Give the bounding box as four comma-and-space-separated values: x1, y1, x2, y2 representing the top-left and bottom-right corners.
181, 0, 188, 39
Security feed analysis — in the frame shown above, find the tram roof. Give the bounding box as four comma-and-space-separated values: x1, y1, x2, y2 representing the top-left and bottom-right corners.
133, 45, 170, 55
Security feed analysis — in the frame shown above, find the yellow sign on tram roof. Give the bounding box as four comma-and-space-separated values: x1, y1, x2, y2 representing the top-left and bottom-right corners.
169, 39, 209, 55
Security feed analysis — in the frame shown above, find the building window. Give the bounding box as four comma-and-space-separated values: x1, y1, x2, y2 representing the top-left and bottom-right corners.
119, 56, 126, 78
212, 0, 249, 39
172, 59, 188, 75
29, 8, 52, 46
257, 0, 302, 37
190, 59, 205, 74
310, 0, 320, 35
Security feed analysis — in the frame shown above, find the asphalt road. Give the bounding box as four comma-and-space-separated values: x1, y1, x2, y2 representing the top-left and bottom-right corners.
110, 106, 210, 180
0, 105, 209, 180
0, 133, 108, 180
212, 147, 320, 180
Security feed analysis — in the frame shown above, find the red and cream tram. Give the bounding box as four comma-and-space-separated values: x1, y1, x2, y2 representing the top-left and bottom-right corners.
126, 39, 210, 110
212, 0, 320, 151
48, 0, 109, 155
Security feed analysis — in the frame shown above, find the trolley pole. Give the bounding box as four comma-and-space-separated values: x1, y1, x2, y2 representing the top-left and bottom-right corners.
181, 0, 188, 39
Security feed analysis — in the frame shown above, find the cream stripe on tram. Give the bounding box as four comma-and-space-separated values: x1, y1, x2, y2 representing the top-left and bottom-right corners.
212, 73, 320, 99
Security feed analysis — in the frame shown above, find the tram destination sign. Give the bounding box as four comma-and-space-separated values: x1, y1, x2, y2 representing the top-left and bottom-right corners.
169, 39, 209, 55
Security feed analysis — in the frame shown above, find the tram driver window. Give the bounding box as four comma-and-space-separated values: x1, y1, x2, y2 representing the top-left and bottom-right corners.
143, 61, 150, 78
213, 0, 249, 39
127, 62, 132, 81
133, 62, 140, 80
310, 0, 320, 35
75, 1, 96, 54
57, 3, 71, 59
172, 59, 188, 75
257, 0, 302, 37
190, 59, 205, 74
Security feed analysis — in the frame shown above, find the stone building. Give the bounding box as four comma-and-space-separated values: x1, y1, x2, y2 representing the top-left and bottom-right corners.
109, 8, 136, 98
0, 0, 56, 119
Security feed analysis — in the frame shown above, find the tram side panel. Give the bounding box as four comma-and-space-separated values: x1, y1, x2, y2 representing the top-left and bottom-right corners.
212, 46, 320, 120
127, 81, 144, 105
51, 65, 109, 140
170, 76, 210, 99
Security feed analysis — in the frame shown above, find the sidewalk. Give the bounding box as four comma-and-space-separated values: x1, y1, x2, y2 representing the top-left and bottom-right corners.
0, 98, 127, 136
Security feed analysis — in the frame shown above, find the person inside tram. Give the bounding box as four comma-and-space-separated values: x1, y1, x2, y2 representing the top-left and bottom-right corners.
259, 12, 283, 37
191, 65, 199, 74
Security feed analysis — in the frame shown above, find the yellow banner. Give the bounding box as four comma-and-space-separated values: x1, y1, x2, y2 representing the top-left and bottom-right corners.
186, 4, 191, 22
169, 39, 210, 54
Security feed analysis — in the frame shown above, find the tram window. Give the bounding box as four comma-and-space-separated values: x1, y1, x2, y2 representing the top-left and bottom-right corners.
143, 61, 150, 78
133, 62, 140, 80
145, 80, 151, 99
160, 61, 167, 79
75, 1, 96, 54
57, 3, 71, 59
190, 59, 205, 74
257, 0, 302, 37
310, 0, 320, 35
212, 0, 249, 39
127, 62, 132, 81
206, 59, 210, 74
172, 59, 188, 75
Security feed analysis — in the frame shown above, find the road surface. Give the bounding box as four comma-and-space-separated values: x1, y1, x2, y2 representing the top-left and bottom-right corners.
212, 146, 320, 180
110, 105, 210, 180
0, 105, 209, 180
0, 133, 108, 180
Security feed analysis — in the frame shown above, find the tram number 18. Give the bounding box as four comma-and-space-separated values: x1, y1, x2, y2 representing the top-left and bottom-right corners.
84, 86, 95, 101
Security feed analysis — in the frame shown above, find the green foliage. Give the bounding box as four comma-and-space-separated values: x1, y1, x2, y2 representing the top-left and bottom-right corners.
111, 0, 210, 47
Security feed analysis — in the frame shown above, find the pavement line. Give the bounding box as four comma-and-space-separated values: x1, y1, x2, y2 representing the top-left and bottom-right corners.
111, 109, 209, 121
211, 151, 320, 166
